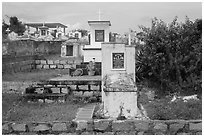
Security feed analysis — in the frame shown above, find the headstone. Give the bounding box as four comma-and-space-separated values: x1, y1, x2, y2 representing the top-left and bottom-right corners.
101, 43, 139, 119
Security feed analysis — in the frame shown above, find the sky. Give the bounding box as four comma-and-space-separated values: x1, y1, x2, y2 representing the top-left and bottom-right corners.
2, 2, 202, 34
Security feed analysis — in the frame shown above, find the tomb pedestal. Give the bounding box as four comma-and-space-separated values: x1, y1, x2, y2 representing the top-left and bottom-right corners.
101, 43, 139, 119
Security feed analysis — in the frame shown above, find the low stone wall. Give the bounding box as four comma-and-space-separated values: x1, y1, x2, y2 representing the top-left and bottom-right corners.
2, 119, 202, 135
35, 59, 81, 70
2, 55, 36, 74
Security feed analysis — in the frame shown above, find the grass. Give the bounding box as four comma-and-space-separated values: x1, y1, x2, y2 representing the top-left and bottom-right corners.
2, 93, 87, 122
3, 69, 69, 82
2, 69, 83, 122
143, 98, 202, 120
2, 70, 202, 122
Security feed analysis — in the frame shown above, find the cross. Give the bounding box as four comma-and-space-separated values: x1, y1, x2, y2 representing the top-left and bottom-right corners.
98, 9, 102, 21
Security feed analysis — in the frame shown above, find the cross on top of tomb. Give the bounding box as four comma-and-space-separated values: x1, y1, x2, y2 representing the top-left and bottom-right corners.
98, 9, 102, 21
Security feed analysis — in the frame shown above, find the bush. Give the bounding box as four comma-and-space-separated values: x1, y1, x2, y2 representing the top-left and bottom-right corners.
136, 17, 202, 95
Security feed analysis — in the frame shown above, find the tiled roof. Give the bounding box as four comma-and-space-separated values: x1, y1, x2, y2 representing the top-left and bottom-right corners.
25, 23, 67, 28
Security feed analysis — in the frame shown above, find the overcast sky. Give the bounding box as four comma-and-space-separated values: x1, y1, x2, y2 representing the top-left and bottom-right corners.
2, 2, 202, 34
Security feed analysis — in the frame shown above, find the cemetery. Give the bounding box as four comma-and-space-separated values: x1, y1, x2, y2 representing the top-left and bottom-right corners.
2, 16, 202, 135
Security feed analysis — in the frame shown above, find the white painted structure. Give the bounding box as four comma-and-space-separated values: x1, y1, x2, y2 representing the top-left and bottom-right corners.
83, 21, 111, 62
101, 42, 139, 119
61, 40, 81, 58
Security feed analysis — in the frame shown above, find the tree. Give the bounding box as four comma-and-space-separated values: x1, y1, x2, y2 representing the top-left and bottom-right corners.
9, 16, 26, 35
2, 20, 9, 39
136, 17, 202, 95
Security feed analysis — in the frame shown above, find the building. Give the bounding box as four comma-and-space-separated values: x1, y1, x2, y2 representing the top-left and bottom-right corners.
83, 20, 111, 62
24, 23, 67, 38
68, 30, 82, 39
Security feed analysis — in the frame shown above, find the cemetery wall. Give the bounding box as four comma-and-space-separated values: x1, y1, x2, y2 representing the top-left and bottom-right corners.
2, 119, 202, 135
2, 55, 36, 74
2, 40, 62, 56
35, 59, 81, 70
2, 40, 64, 73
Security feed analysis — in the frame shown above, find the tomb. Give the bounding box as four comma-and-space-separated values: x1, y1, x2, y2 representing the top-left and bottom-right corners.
83, 20, 111, 62
61, 40, 82, 58
101, 42, 139, 119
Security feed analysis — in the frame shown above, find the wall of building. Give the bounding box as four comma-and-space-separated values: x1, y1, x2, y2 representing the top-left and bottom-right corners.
83, 49, 102, 62
89, 24, 110, 48
2, 119, 202, 135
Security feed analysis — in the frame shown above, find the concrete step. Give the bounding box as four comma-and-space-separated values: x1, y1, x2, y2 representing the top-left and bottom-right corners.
74, 104, 95, 121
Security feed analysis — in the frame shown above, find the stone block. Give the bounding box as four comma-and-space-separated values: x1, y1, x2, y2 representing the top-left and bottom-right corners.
33, 124, 50, 132
2, 123, 12, 134
112, 120, 135, 132
196, 131, 202, 135
43, 65, 50, 69
74, 59, 82, 64
57, 65, 64, 69
169, 123, 185, 133
94, 120, 111, 131
134, 120, 150, 131
189, 122, 202, 131
11, 123, 27, 132
64, 64, 72, 69
60, 60, 67, 64
66, 121, 76, 132
116, 131, 136, 135
54, 60, 60, 64
41, 60, 47, 64
52, 123, 67, 132
137, 131, 144, 135
50, 65, 57, 69
35, 60, 41, 64
96, 132, 115, 135
72, 64, 76, 68
36, 65, 43, 69
47, 60, 54, 64
81, 132, 95, 135
153, 122, 167, 132
76, 121, 87, 131
67, 60, 74, 64
177, 132, 192, 135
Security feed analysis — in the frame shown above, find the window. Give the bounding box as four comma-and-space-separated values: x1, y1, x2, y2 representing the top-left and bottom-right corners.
95, 30, 104, 42
112, 53, 125, 69
41, 30, 46, 36
75, 33, 79, 38
66, 45, 73, 56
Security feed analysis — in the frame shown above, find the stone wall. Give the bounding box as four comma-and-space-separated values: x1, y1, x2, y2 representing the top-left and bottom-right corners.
35, 59, 81, 70
2, 55, 36, 74
2, 40, 63, 56
2, 119, 202, 135
2, 40, 65, 74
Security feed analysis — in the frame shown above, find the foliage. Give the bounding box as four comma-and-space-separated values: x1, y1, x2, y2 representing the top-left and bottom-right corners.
136, 17, 202, 95
77, 29, 88, 37
145, 98, 202, 120
2, 20, 9, 39
9, 16, 26, 35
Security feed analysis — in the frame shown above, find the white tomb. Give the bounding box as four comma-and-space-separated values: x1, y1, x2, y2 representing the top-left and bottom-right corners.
101, 42, 140, 119
83, 20, 111, 62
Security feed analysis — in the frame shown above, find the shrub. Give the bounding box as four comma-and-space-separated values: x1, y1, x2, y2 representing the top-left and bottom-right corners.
136, 17, 202, 96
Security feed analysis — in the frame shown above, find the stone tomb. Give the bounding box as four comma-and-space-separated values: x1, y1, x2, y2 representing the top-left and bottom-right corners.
101, 42, 140, 119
